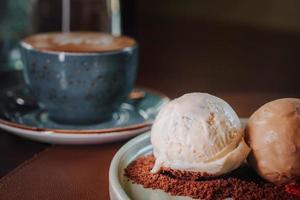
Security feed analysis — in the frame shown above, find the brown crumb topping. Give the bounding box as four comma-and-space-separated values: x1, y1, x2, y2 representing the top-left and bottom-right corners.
124, 155, 299, 200
160, 167, 213, 181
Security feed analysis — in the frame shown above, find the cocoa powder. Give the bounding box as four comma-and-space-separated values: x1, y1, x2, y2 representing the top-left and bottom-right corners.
124, 155, 299, 200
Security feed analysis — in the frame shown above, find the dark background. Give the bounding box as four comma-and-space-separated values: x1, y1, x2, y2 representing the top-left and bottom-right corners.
121, 0, 300, 96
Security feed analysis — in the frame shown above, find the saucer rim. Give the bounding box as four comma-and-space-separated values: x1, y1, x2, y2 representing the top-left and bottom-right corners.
0, 122, 151, 144
0, 87, 169, 134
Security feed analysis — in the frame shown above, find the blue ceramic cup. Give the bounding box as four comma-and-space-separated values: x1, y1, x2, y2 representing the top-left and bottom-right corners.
20, 32, 138, 124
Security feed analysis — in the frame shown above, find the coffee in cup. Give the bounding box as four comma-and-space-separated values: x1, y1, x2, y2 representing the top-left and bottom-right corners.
20, 32, 138, 124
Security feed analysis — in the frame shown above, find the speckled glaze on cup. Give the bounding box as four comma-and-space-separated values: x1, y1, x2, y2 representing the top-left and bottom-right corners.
20, 35, 138, 124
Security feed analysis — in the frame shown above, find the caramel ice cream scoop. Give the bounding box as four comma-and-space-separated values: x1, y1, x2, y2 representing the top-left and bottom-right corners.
245, 98, 300, 184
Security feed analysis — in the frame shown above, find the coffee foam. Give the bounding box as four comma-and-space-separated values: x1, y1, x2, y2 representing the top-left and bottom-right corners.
22, 32, 136, 53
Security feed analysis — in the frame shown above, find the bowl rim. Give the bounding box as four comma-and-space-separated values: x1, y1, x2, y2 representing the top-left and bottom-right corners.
109, 131, 150, 200
108, 118, 248, 200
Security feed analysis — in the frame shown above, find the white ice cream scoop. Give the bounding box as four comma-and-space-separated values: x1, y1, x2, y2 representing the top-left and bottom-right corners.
151, 93, 250, 176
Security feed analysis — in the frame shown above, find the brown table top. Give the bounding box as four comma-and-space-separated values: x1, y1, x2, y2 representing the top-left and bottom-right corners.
0, 87, 298, 199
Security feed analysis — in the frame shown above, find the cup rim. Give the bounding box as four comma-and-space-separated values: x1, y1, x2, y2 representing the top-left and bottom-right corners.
20, 41, 138, 56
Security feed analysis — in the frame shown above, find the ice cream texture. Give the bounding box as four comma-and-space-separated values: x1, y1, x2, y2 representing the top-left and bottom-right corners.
151, 93, 250, 175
